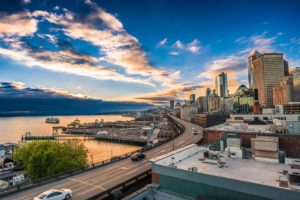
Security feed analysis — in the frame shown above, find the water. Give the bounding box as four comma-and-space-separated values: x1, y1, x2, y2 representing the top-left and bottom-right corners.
0, 115, 141, 163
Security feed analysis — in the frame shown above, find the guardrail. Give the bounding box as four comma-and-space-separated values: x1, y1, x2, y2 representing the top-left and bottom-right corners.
87, 170, 152, 200
0, 115, 185, 198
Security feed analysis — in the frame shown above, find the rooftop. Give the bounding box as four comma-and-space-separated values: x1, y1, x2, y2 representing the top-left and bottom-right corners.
205, 122, 274, 133
151, 144, 291, 190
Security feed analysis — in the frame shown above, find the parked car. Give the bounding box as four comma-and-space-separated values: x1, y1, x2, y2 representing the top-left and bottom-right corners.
131, 153, 146, 161
33, 189, 72, 200
192, 130, 198, 135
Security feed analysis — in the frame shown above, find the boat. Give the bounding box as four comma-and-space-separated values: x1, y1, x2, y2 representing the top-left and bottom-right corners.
45, 117, 60, 124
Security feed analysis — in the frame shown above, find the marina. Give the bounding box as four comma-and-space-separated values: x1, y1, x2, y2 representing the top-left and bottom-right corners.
0, 115, 141, 165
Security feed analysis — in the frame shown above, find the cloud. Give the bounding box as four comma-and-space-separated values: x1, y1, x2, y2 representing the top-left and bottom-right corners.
0, 12, 37, 37
134, 84, 203, 105
169, 51, 179, 56
290, 37, 300, 45
198, 55, 247, 94
198, 31, 281, 95
0, 81, 153, 116
29, 3, 179, 87
0, 3, 181, 87
37, 33, 57, 44
235, 32, 277, 53
22, 0, 31, 4
172, 39, 201, 54
157, 38, 168, 46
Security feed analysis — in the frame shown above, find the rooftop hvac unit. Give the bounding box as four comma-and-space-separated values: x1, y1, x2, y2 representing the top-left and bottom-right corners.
290, 160, 300, 170
188, 167, 198, 172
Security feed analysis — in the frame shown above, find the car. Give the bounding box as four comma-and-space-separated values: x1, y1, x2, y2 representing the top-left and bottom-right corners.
131, 153, 146, 161
33, 189, 72, 200
192, 130, 198, 135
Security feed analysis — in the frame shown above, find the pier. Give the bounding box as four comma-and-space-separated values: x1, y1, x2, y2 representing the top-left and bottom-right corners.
22, 132, 147, 146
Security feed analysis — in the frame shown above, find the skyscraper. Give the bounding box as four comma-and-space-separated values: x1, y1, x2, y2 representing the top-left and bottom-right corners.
215, 72, 228, 98
291, 67, 300, 102
248, 50, 262, 89
272, 75, 293, 105
170, 100, 175, 109
190, 94, 196, 105
253, 53, 288, 108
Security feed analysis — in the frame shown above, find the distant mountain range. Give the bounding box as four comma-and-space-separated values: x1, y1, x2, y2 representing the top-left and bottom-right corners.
0, 82, 154, 117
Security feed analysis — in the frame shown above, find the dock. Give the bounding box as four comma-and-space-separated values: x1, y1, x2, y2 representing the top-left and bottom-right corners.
22, 132, 147, 146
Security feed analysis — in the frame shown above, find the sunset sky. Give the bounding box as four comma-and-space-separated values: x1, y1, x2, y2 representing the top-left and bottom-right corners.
0, 0, 300, 113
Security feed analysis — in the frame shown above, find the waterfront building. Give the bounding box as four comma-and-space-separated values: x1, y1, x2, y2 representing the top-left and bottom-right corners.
169, 100, 175, 110
215, 72, 228, 97
291, 67, 300, 102
273, 75, 294, 105
253, 53, 288, 108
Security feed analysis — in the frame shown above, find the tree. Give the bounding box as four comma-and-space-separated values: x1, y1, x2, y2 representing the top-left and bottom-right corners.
14, 140, 88, 179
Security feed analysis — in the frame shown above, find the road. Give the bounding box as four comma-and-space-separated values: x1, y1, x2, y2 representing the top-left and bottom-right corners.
2, 116, 203, 200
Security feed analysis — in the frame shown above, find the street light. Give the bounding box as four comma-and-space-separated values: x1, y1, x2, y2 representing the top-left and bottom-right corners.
91, 154, 94, 167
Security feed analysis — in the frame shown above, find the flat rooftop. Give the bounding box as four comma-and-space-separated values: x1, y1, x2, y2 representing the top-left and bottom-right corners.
175, 153, 286, 188
152, 144, 290, 189
205, 123, 274, 133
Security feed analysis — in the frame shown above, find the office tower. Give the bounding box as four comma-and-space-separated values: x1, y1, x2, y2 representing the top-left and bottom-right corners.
291, 67, 300, 102
206, 88, 212, 97
190, 94, 196, 105
248, 50, 262, 89
273, 75, 293, 105
253, 53, 287, 108
215, 72, 228, 97
170, 100, 175, 109
197, 96, 208, 113
206, 88, 212, 111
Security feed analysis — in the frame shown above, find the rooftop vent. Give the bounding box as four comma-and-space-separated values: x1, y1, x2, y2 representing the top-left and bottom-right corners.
188, 167, 198, 172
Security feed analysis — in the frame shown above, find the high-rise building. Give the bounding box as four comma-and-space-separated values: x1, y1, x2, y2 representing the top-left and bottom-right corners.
196, 96, 208, 113
248, 50, 262, 89
291, 67, 300, 102
190, 94, 196, 105
169, 100, 175, 109
206, 88, 212, 97
273, 75, 293, 105
215, 72, 228, 97
253, 53, 288, 108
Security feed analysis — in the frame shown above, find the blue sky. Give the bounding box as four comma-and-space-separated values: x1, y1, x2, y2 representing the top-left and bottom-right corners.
0, 0, 300, 110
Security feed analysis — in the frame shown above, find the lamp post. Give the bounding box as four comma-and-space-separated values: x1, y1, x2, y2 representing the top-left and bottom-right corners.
91, 154, 94, 167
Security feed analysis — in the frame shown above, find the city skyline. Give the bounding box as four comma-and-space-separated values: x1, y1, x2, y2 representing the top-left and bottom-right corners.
1, 0, 300, 112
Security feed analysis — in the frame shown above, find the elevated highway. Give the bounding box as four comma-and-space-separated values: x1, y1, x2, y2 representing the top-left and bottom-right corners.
3, 116, 203, 200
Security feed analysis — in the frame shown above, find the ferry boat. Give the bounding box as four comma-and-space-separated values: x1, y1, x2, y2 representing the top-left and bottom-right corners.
45, 117, 60, 124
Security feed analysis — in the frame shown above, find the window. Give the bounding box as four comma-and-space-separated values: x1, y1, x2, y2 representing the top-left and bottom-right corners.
47, 192, 61, 198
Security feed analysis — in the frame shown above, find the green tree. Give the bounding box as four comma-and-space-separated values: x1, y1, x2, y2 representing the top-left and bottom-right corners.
14, 140, 88, 179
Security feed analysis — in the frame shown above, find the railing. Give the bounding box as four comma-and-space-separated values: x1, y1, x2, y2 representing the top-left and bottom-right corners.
86, 169, 152, 200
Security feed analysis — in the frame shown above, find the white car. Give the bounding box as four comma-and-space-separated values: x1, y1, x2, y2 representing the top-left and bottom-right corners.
34, 189, 72, 200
